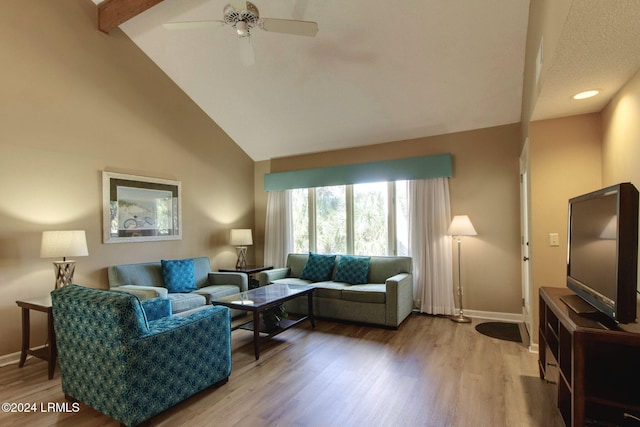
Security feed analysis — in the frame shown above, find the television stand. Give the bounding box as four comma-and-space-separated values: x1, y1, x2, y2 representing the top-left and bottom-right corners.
539, 287, 640, 426
560, 294, 598, 314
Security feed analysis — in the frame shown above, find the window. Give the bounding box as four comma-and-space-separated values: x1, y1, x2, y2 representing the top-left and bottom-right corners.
292, 181, 408, 255
292, 188, 309, 253
353, 182, 388, 255
315, 186, 347, 253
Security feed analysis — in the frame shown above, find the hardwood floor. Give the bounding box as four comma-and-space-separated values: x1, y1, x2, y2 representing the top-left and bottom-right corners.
0, 314, 563, 427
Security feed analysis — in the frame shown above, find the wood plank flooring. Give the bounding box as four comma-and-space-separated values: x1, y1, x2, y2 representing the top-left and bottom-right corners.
0, 314, 563, 426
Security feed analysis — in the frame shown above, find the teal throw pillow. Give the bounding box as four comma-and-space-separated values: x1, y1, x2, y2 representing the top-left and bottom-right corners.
161, 258, 197, 293
334, 255, 371, 285
300, 252, 337, 282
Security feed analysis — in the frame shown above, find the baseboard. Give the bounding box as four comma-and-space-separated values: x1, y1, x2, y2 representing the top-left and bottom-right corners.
461, 309, 524, 323
0, 350, 22, 367
0, 346, 44, 367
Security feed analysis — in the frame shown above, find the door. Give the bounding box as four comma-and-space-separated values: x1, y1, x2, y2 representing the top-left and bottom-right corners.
520, 139, 533, 347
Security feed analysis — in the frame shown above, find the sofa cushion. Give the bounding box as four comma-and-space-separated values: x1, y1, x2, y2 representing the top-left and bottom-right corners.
300, 252, 336, 282
194, 285, 242, 304
166, 293, 207, 313
341, 284, 387, 304
272, 278, 313, 287
334, 255, 371, 285
161, 259, 198, 293
311, 281, 348, 299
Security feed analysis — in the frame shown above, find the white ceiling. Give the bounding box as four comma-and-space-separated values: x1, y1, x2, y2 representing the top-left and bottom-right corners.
96, 0, 640, 161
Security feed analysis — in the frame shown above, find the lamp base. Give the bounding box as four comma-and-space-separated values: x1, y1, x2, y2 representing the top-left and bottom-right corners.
53, 261, 76, 289
235, 247, 248, 269
450, 313, 472, 323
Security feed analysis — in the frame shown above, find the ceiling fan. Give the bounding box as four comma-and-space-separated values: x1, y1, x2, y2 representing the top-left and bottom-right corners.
163, 0, 319, 66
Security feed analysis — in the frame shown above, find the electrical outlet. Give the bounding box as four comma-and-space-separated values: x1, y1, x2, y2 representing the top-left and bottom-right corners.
549, 233, 560, 247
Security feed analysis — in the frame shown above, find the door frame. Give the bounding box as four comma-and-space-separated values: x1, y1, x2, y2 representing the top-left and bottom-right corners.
520, 138, 533, 349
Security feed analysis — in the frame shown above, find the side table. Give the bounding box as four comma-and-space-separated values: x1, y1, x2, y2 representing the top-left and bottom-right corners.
16, 295, 57, 379
219, 265, 273, 289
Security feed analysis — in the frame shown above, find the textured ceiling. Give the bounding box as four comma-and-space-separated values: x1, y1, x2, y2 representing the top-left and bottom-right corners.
533, 0, 640, 121
94, 0, 640, 161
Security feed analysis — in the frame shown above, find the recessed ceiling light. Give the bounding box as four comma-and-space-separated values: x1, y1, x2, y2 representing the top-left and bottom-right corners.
572, 90, 600, 100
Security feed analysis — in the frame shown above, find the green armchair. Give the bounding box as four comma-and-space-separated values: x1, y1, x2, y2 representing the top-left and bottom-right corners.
51, 285, 231, 427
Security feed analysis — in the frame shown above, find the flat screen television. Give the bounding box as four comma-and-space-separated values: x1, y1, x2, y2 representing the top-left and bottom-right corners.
566, 182, 639, 323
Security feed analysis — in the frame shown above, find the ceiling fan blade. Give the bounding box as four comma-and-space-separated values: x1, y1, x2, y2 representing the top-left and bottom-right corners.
163, 20, 225, 30
238, 36, 255, 66
261, 18, 318, 37
229, 0, 247, 11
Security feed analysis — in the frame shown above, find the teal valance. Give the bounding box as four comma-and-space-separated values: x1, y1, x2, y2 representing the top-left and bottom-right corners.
264, 153, 452, 191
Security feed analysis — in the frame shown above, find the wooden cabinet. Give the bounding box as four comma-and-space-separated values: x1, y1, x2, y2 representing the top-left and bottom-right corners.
539, 287, 640, 426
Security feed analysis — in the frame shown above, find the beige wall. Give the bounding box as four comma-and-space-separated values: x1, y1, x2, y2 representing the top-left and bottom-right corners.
602, 67, 640, 311
602, 68, 640, 187
0, 0, 254, 356
257, 124, 524, 315
528, 113, 602, 342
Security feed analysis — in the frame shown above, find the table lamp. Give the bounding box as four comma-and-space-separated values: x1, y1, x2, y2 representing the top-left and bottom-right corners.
40, 230, 89, 289
230, 228, 253, 269
447, 215, 477, 323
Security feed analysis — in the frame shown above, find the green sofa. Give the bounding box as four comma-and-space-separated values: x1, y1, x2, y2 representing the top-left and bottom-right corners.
108, 256, 247, 316
258, 253, 413, 328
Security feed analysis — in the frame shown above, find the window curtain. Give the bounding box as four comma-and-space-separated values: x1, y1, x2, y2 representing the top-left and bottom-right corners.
264, 190, 293, 268
408, 178, 454, 315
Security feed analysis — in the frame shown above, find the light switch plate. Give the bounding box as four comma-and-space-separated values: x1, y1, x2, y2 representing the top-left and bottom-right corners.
549, 233, 560, 247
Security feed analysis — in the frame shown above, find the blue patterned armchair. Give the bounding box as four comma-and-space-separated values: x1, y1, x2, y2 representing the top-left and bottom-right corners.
51, 285, 231, 427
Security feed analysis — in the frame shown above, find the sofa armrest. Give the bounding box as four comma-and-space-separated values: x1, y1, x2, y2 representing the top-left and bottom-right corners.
145, 305, 230, 335
385, 273, 414, 328
258, 268, 290, 286
141, 298, 172, 321
112, 285, 168, 300
119, 305, 231, 425
207, 272, 248, 292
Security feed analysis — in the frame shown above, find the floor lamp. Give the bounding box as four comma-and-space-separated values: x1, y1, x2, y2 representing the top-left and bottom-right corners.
447, 215, 477, 323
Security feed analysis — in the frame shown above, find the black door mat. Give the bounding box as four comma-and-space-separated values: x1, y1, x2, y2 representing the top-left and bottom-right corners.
475, 321, 523, 343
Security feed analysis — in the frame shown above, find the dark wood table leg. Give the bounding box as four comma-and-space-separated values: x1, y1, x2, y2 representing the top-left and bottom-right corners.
47, 310, 56, 379
307, 291, 315, 328
19, 308, 29, 368
253, 311, 260, 360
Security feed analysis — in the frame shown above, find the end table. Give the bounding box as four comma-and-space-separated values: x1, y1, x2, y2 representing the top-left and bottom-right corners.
219, 265, 273, 289
16, 295, 56, 379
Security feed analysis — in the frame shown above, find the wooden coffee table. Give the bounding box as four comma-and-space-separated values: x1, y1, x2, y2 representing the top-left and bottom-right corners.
212, 283, 315, 360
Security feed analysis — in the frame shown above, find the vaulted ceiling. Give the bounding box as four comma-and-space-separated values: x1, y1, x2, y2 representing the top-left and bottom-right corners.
94, 0, 640, 161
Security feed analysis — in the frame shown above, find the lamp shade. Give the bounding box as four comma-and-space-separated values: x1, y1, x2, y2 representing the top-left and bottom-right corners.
230, 229, 253, 246
40, 230, 89, 259
447, 215, 477, 236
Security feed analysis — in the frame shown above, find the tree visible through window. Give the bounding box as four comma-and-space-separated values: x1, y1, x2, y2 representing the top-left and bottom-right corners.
292, 188, 309, 253
292, 181, 408, 256
316, 186, 346, 253
354, 182, 387, 255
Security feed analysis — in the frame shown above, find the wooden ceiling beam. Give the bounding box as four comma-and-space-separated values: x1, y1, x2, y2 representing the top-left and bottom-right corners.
98, 0, 165, 33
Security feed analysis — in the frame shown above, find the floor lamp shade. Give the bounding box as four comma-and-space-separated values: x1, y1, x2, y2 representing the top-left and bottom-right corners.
230, 229, 253, 269
447, 216, 476, 323
447, 215, 477, 237
40, 230, 89, 289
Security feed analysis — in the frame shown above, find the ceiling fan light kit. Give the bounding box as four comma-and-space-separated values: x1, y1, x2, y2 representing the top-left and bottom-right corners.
164, 1, 318, 65
224, 2, 259, 36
